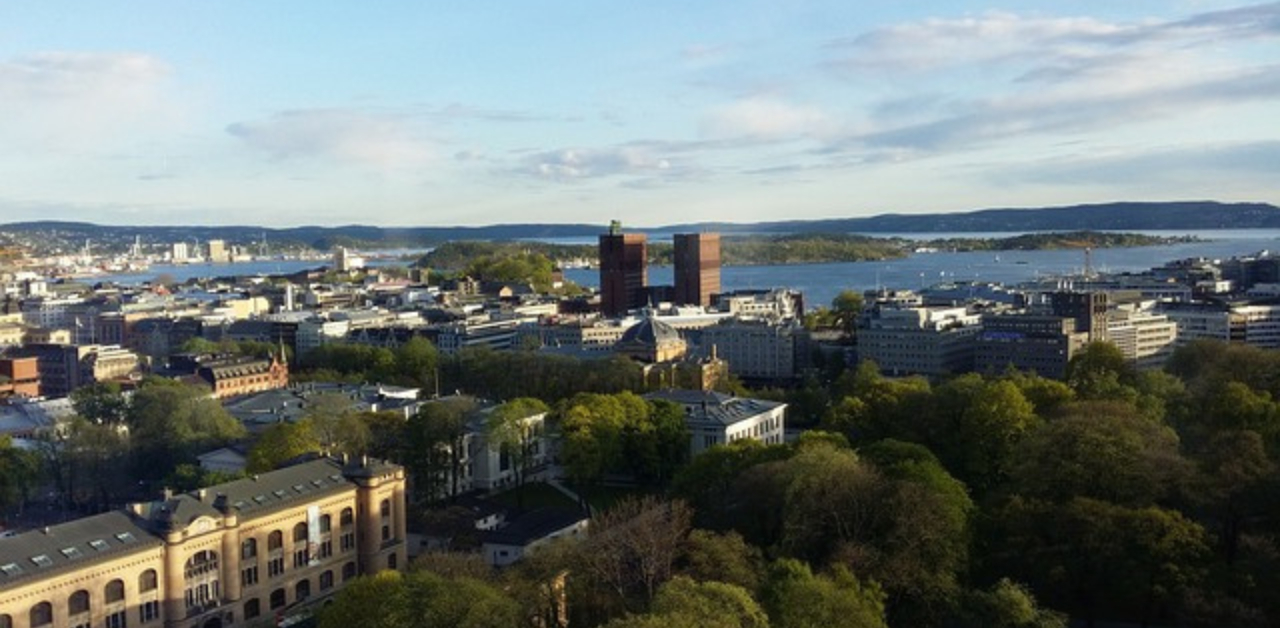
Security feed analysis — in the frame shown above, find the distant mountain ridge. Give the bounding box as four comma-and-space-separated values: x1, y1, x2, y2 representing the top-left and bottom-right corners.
2, 201, 1276, 250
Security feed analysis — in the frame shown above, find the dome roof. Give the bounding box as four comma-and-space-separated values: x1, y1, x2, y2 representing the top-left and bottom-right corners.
620, 317, 682, 346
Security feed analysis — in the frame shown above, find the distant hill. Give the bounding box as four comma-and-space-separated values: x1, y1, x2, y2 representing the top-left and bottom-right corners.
2, 201, 1276, 253
657, 201, 1280, 234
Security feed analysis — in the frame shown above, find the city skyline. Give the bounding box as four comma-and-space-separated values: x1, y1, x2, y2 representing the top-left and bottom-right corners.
2, 1, 1277, 227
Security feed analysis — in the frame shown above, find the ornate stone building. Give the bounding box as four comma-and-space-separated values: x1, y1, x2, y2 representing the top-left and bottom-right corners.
0, 456, 406, 628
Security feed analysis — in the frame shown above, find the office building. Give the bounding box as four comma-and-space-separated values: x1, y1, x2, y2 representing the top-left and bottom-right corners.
598, 221, 647, 318
206, 240, 228, 264
974, 314, 1089, 380
858, 306, 982, 377
673, 233, 721, 307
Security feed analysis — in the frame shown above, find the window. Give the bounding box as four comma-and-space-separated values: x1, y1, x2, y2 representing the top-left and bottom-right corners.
241, 565, 258, 587
139, 569, 158, 592
269, 588, 286, 610
0, 614, 10, 628
30, 602, 53, 628
244, 599, 261, 620
293, 522, 309, 567
319, 570, 334, 591
106, 609, 127, 628
319, 514, 331, 533
342, 561, 356, 581
268, 530, 285, 577
381, 525, 390, 541
69, 590, 90, 615
295, 579, 311, 601
380, 499, 391, 518
30, 555, 53, 568
340, 507, 354, 527
140, 600, 160, 624
184, 551, 220, 611
388, 553, 397, 570
241, 538, 257, 560
105, 579, 125, 603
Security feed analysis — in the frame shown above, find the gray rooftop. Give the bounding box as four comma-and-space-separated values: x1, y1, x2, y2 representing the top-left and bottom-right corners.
644, 389, 785, 427
0, 511, 161, 590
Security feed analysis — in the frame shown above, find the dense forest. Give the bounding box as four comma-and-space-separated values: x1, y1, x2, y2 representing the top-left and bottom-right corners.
289, 339, 1280, 628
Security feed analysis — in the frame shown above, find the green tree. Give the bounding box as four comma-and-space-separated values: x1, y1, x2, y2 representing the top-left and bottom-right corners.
641, 576, 769, 628
127, 378, 246, 479
680, 530, 766, 596
1008, 401, 1188, 507
70, 382, 129, 425
247, 420, 320, 473
989, 497, 1210, 626
0, 435, 40, 518
830, 289, 865, 335
762, 559, 888, 628
1066, 341, 1137, 401
318, 571, 408, 628
404, 397, 476, 502
956, 579, 1067, 628
395, 335, 439, 391
485, 397, 550, 507
402, 570, 522, 628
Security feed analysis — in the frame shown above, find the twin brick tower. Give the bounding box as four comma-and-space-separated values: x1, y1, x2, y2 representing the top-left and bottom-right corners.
599, 220, 721, 317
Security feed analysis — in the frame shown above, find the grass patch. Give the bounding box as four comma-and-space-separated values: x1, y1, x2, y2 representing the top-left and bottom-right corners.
564, 483, 661, 513
489, 482, 580, 511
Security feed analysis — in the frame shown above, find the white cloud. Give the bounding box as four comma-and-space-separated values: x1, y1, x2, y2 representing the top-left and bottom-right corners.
518, 145, 681, 182
700, 98, 832, 141
0, 51, 172, 146
226, 109, 433, 170
819, 4, 1280, 155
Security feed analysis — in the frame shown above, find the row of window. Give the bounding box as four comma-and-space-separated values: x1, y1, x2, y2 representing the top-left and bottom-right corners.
241, 562, 355, 621
18, 571, 159, 627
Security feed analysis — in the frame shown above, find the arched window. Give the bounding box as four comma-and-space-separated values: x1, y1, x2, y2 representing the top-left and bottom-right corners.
68, 590, 90, 615
139, 569, 158, 592
319, 514, 331, 533
269, 588, 286, 610
105, 579, 125, 603
340, 507, 354, 527
342, 561, 356, 581
184, 550, 220, 611
0, 613, 11, 628
295, 578, 311, 600
319, 570, 334, 591
293, 522, 310, 567
380, 499, 391, 518
29, 602, 53, 628
244, 599, 261, 620
268, 530, 283, 551
241, 538, 257, 560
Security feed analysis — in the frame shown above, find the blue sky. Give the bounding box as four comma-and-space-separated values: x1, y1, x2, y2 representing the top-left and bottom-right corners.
1, 1, 1277, 227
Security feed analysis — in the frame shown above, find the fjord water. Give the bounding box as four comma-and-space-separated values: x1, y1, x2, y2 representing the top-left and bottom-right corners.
96, 230, 1280, 309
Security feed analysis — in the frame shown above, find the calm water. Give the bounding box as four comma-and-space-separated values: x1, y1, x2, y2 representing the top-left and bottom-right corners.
92, 230, 1280, 309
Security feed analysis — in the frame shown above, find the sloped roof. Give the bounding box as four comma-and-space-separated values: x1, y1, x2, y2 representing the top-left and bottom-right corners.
0, 511, 160, 590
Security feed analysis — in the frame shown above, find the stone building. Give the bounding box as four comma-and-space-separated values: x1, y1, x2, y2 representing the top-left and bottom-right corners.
0, 456, 406, 628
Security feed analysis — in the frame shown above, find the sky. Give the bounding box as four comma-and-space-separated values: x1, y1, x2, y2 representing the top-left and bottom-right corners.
1, 1, 1277, 228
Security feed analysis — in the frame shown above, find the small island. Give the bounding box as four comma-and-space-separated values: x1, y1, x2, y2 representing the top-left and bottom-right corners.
418, 231, 1199, 274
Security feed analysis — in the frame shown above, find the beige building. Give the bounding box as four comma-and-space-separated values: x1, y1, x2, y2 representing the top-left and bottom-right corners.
0, 456, 406, 628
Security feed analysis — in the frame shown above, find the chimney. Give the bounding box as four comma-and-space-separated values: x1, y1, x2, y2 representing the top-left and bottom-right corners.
197, 488, 207, 501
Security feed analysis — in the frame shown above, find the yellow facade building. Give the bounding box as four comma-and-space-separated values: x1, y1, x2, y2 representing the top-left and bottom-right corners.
0, 456, 406, 628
